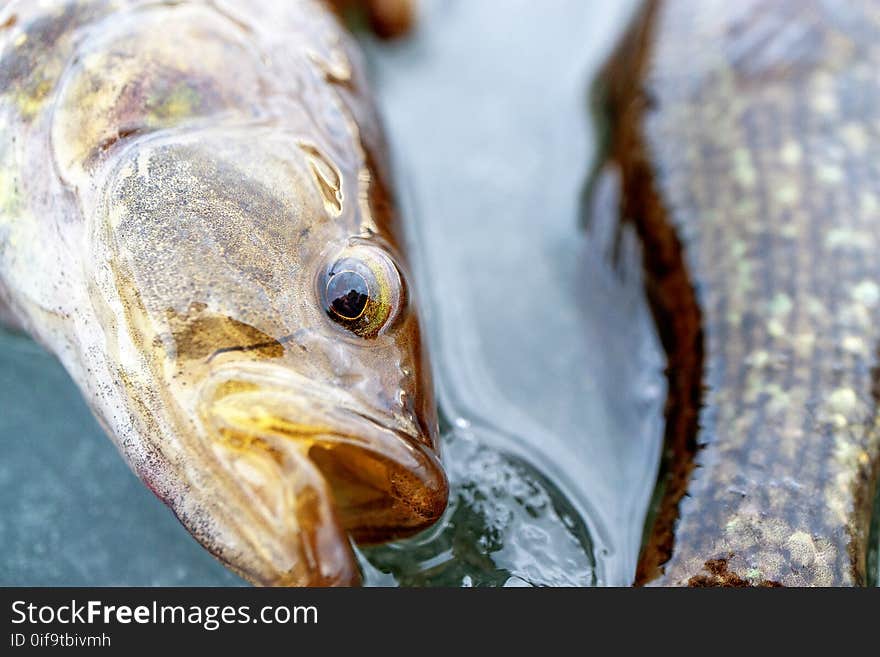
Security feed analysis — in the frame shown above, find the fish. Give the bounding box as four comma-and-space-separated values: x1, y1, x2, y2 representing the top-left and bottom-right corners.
591, 0, 880, 586
0, 0, 447, 586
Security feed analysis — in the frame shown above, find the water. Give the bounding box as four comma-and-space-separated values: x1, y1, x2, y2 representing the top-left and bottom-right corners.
362, 426, 597, 587
0, 0, 666, 587
360, 0, 661, 586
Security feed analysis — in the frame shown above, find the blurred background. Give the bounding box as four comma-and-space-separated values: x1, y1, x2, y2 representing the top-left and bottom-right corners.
0, 0, 673, 587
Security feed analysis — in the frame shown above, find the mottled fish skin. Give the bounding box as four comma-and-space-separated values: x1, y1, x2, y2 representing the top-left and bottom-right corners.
595, 0, 880, 586
0, 0, 447, 585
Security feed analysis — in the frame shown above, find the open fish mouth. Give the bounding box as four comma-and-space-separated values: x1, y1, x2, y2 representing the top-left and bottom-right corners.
194, 360, 448, 584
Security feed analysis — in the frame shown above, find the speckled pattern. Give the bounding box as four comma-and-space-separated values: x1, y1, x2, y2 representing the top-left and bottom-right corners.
598, 0, 880, 585
0, 0, 446, 586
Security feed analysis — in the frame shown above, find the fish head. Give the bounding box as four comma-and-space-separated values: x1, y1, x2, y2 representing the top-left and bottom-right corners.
85, 129, 447, 585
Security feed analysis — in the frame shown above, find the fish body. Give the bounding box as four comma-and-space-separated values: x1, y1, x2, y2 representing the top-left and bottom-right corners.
0, 0, 447, 585
596, 0, 880, 585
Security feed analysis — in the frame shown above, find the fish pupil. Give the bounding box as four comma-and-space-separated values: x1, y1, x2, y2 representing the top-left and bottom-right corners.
327, 270, 369, 320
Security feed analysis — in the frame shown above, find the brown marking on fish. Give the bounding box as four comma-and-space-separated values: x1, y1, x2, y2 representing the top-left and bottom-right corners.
160, 303, 285, 363
687, 558, 782, 588
0, 14, 18, 31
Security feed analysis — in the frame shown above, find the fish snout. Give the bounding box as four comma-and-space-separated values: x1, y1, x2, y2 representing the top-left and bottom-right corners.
195, 361, 448, 583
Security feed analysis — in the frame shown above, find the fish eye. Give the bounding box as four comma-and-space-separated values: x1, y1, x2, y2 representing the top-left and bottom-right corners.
321, 245, 404, 339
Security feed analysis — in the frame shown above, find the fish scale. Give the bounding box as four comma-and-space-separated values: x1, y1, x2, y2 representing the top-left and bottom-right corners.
596, 0, 880, 585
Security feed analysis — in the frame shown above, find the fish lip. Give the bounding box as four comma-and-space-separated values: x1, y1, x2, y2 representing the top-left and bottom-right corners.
197, 359, 430, 448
